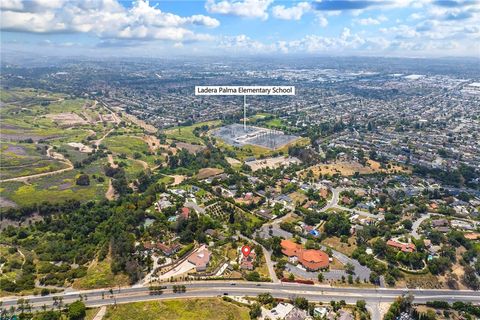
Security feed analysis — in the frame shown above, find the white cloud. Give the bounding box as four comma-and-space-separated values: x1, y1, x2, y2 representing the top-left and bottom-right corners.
409, 13, 424, 20
205, 0, 273, 20
378, 14, 388, 22
272, 2, 311, 20
355, 14, 388, 26
315, 14, 329, 27
0, 0, 219, 42
218, 34, 277, 53
380, 24, 419, 38
218, 28, 374, 54
356, 17, 381, 25
0, 0, 23, 10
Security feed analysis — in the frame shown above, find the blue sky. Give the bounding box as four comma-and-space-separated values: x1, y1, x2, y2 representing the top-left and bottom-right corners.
1, 0, 479, 58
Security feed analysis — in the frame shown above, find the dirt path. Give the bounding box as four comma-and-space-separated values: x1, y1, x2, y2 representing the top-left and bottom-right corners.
128, 157, 149, 170
0, 146, 74, 183
98, 100, 121, 124
169, 175, 186, 186
92, 306, 106, 320
17, 248, 26, 267
105, 179, 117, 201
107, 154, 118, 169
94, 128, 114, 147
143, 135, 161, 152
123, 113, 157, 133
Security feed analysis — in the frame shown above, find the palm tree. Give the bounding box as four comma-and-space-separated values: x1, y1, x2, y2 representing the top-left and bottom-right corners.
57, 297, 63, 312
16, 298, 25, 315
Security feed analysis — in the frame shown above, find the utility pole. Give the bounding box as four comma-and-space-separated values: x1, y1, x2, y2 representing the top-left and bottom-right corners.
243, 95, 247, 131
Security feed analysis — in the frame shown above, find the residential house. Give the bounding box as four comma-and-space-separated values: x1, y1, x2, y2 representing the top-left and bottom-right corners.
387, 240, 416, 253
262, 303, 294, 320
240, 250, 257, 270
281, 239, 329, 271
188, 247, 211, 272
157, 242, 181, 256
431, 219, 448, 227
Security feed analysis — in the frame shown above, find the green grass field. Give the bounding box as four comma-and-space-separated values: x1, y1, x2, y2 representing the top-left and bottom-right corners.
264, 118, 284, 128
0, 245, 24, 282
0, 143, 66, 180
119, 158, 147, 180
103, 298, 250, 320
73, 257, 130, 290
1, 159, 108, 206
165, 120, 221, 145
0, 159, 69, 180
102, 135, 149, 157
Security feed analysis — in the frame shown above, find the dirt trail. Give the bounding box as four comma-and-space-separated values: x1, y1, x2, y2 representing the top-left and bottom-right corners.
143, 135, 161, 152
127, 157, 149, 170
136, 159, 149, 170
0, 146, 74, 183
94, 128, 114, 147
170, 175, 186, 186
18, 248, 26, 267
92, 306, 106, 320
107, 154, 118, 168
105, 179, 117, 201
123, 113, 157, 133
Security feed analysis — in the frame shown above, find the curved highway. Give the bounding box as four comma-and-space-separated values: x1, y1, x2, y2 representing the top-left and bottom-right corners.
1, 281, 479, 316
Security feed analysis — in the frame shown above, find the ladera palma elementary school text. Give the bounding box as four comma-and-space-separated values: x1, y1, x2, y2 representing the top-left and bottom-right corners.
195, 86, 295, 96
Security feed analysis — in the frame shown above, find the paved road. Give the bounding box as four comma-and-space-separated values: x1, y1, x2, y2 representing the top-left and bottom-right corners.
320, 245, 371, 281
238, 234, 279, 283
332, 204, 384, 220
256, 212, 372, 281
412, 213, 431, 239
2, 282, 479, 318
286, 264, 347, 281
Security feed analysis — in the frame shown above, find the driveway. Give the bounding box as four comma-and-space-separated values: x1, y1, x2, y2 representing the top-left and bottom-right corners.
285, 264, 348, 281
412, 213, 431, 239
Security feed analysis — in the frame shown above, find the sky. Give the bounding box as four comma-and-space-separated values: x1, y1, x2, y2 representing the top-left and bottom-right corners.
1, 0, 479, 58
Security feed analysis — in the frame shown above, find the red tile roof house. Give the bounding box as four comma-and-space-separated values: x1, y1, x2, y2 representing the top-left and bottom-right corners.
281, 239, 329, 271
180, 207, 190, 220
188, 247, 211, 272
240, 250, 257, 270
341, 196, 353, 205
142, 242, 181, 256
157, 243, 181, 256
387, 240, 416, 253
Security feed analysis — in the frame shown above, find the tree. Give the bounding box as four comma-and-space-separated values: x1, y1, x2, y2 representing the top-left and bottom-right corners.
462, 265, 480, 290
246, 271, 261, 282
68, 300, 86, 320
293, 297, 309, 310
324, 214, 351, 236
345, 262, 355, 275
35, 310, 61, 320
402, 220, 413, 230
317, 273, 324, 282
372, 239, 387, 257
257, 293, 274, 305
369, 271, 380, 285
75, 174, 90, 186
249, 303, 262, 319
356, 300, 367, 311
